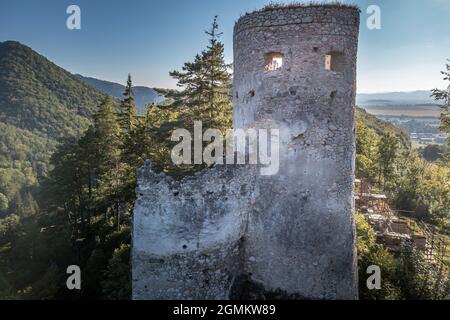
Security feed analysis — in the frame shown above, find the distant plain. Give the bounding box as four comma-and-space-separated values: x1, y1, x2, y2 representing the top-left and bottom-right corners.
362, 104, 442, 118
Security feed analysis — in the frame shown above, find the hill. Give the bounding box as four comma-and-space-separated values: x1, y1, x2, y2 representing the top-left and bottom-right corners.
0, 41, 108, 218
0, 41, 106, 139
76, 75, 163, 112
355, 106, 411, 149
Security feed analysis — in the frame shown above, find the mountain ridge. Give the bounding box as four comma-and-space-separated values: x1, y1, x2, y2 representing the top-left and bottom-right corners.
76, 74, 164, 112
356, 90, 437, 106
0, 40, 106, 139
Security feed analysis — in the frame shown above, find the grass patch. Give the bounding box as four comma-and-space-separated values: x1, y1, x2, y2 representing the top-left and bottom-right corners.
261, 1, 359, 12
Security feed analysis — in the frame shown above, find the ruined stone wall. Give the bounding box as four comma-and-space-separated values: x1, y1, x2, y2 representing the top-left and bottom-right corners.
132, 162, 259, 299
132, 5, 360, 300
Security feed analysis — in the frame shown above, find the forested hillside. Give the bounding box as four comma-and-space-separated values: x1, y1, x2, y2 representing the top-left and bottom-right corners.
355, 106, 411, 149
0, 41, 110, 299
0, 20, 232, 299
0, 41, 108, 219
0, 41, 106, 138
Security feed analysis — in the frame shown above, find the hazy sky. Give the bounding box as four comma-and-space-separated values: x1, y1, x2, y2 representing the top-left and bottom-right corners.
1, 0, 449, 93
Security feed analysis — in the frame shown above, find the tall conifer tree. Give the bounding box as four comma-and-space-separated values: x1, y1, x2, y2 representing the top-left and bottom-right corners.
168, 16, 232, 132
93, 96, 125, 228
119, 74, 138, 133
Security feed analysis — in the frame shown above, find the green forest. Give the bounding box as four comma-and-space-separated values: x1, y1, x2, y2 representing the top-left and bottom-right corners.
0, 19, 449, 299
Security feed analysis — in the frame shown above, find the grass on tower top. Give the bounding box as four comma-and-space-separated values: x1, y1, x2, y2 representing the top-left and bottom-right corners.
260, 1, 359, 12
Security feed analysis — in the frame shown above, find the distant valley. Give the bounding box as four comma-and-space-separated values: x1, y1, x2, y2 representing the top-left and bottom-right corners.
356, 91, 446, 146
360, 104, 441, 118
356, 90, 442, 118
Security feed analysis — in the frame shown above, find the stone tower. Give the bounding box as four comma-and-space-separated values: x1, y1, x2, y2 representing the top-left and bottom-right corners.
132, 4, 360, 300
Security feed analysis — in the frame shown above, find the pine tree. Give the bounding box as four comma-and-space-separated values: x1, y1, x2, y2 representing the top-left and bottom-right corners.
93, 96, 125, 229
118, 74, 138, 133
168, 15, 232, 132
46, 136, 88, 235
94, 96, 121, 174
122, 102, 177, 176
77, 126, 98, 225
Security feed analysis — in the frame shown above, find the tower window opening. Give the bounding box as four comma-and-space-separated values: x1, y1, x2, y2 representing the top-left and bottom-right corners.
325, 52, 345, 72
265, 52, 283, 71
325, 54, 332, 70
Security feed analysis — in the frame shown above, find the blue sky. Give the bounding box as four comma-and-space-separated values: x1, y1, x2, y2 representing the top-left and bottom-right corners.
0, 0, 449, 93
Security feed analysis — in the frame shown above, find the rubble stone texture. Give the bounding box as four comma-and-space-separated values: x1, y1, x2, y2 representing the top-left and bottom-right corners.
132, 5, 360, 300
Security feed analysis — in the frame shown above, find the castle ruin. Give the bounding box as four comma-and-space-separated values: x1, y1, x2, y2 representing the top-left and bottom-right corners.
132, 4, 360, 300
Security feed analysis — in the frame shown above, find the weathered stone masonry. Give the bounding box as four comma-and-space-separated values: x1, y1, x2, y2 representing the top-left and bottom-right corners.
132, 5, 360, 300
